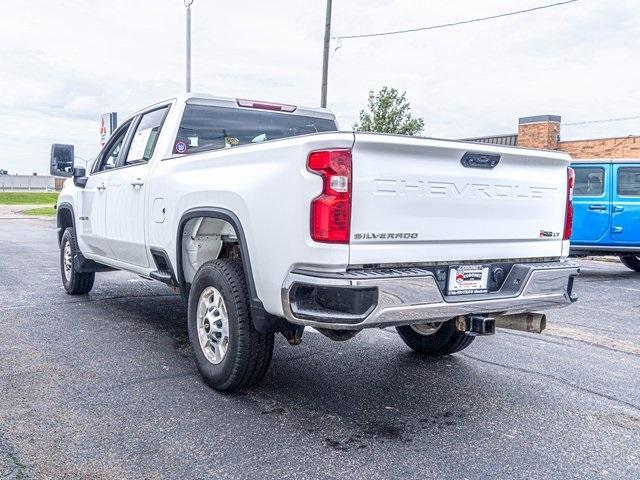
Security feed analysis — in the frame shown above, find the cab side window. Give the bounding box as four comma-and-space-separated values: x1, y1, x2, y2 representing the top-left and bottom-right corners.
125, 106, 170, 165
617, 167, 640, 196
574, 167, 605, 197
96, 122, 131, 172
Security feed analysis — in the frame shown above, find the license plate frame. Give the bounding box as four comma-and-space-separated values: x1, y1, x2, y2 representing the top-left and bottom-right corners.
447, 264, 489, 296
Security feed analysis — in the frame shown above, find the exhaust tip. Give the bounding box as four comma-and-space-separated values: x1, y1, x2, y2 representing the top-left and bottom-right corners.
539, 314, 547, 333
495, 313, 547, 334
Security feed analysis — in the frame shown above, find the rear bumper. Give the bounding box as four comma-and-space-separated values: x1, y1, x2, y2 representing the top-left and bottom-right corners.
281, 261, 580, 330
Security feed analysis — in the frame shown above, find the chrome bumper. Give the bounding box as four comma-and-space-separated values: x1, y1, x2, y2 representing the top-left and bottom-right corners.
281, 261, 580, 330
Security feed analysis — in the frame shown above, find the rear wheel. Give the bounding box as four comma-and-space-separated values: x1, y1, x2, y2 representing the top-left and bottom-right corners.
396, 319, 474, 356
60, 227, 95, 295
619, 255, 640, 272
187, 259, 274, 391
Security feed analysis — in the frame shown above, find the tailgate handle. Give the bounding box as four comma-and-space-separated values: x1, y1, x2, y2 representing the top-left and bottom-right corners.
461, 152, 500, 169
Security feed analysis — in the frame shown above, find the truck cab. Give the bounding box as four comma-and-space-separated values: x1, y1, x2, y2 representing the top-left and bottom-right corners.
571, 158, 640, 271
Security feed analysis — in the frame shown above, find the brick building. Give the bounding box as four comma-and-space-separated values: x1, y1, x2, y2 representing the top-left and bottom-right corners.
465, 114, 640, 159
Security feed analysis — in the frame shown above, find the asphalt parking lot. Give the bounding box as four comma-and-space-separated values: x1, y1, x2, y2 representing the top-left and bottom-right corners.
1, 218, 639, 479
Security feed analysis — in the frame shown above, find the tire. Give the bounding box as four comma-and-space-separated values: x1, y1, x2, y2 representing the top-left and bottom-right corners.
396, 319, 474, 356
187, 259, 274, 391
60, 227, 95, 295
619, 255, 640, 272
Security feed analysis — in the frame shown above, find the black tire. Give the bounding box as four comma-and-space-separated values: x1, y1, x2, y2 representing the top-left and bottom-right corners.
619, 255, 640, 272
60, 227, 95, 295
396, 319, 474, 356
187, 259, 274, 392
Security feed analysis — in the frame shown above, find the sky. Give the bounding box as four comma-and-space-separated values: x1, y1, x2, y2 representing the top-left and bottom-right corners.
0, 0, 639, 174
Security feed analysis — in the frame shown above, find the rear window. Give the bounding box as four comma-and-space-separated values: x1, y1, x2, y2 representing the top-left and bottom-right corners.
617, 167, 640, 196
574, 167, 605, 197
173, 104, 337, 154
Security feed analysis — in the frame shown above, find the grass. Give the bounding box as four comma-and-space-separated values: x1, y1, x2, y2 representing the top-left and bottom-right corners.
22, 206, 57, 217
0, 191, 59, 205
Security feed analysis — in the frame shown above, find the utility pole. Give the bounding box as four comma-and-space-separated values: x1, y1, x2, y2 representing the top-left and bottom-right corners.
320, 0, 332, 108
185, 0, 193, 93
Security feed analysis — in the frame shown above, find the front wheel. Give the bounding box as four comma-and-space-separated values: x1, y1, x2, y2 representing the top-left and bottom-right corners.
60, 227, 95, 295
619, 255, 640, 272
396, 319, 474, 356
187, 259, 274, 391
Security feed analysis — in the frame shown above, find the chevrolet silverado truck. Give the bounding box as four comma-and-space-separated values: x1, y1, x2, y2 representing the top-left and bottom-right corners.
51, 93, 579, 391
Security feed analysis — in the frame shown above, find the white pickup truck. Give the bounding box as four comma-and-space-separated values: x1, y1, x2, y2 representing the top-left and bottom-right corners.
51, 93, 579, 391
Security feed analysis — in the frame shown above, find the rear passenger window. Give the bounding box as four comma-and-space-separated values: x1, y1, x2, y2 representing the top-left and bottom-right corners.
125, 106, 170, 165
617, 167, 640, 196
573, 167, 605, 196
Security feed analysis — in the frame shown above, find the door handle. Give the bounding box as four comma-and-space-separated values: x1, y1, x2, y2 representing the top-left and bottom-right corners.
588, 204, 607, 211
613, 205, 624, 213
612, 226, 623, 234
131, 179, 144, 188
97, 183, 106, 191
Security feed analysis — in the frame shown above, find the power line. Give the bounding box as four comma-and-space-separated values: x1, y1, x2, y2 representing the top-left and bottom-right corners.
333, 0, 579, 40
564, 115, 640, 126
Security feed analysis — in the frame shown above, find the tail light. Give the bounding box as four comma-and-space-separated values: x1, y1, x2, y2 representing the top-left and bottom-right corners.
563, 167, 575, 240
308, 149, 352, 243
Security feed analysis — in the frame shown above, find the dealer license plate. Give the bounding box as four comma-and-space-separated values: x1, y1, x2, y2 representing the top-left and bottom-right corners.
447, 265, 489, 295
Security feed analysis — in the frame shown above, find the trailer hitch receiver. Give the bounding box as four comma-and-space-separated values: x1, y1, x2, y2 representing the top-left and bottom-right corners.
455, 315, 496, 336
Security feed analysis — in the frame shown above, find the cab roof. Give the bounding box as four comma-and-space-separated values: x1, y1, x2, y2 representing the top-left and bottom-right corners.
130, 92, 335, 122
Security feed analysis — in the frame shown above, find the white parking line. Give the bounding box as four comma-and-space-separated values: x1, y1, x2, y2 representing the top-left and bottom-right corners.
616, 286, 640, 293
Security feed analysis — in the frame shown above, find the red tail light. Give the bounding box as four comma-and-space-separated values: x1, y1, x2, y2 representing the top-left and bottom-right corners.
563, 167, 575, 240
308, 149, 352, 243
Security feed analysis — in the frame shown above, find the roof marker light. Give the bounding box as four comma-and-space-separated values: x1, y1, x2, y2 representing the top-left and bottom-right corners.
236, 99, 297, 113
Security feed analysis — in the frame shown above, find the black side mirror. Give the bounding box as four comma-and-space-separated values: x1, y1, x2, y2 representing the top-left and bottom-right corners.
50, 144, 75, 177
73, 167, 88, 188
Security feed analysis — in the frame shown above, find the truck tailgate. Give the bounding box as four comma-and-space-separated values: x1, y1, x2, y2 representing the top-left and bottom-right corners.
349, 133, 571, 265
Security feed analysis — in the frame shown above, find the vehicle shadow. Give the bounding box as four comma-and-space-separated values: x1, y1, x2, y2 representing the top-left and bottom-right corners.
97, 292, 547, 452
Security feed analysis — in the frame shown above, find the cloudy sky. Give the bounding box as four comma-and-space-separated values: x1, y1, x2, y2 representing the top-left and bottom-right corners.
0, 0, 638, 174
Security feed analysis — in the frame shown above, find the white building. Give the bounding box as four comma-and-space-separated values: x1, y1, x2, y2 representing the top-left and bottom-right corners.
0, 174, 56, 191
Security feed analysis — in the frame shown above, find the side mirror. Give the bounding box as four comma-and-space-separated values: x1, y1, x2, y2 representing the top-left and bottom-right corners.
73, 167, 88, 188
50, 144, 75, 177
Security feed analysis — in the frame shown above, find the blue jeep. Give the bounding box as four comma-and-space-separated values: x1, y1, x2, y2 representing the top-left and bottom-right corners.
570, 159, 640, 271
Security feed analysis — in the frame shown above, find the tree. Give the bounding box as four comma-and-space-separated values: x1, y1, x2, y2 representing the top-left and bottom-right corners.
353, 87, 425, 136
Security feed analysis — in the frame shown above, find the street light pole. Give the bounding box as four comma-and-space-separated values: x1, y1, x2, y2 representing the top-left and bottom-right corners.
185, 0, 193, 93
320, 0, 332, 108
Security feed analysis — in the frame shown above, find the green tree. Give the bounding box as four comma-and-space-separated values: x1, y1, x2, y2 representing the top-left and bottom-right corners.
353, 87, 425, 135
